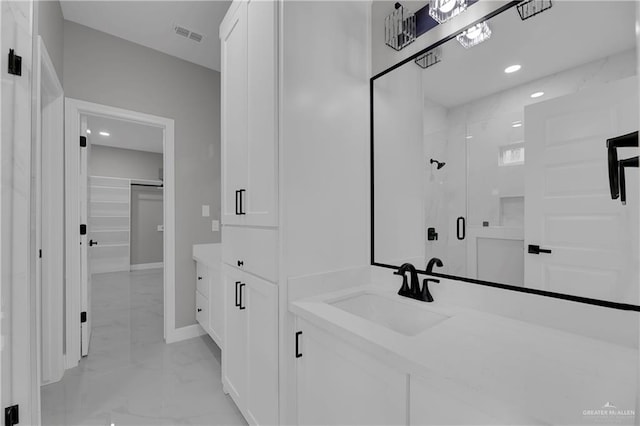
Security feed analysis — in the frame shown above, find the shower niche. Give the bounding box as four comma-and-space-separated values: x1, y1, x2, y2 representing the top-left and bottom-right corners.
371, 1, 639, 307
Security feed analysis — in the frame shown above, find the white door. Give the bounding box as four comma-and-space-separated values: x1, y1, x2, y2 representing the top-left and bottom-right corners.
246, 0, 278, 226
245, 274, 278, 425
524, 77, 639, 304
222, 265, 247, 406
220, 2, 248, 225
80, 116, 92, 356
1, 0, 37, 423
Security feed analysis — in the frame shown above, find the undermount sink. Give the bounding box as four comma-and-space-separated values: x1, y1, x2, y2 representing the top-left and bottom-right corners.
329, 293, 449, 336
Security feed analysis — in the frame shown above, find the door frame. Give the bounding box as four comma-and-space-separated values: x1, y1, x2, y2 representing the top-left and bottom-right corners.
35, 36, 64, 384
64, 98, 176, 369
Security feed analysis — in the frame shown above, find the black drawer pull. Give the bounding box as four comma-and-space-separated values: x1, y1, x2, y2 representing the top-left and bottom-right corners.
237, 260, 244, 267
295, 331, 303, 358
197, 276, 202, 280
528, 244, 552, 255
238, 189, 246, 215
239, 283, 246, 310
235, 281, 241, 307
456, 216, 466, 240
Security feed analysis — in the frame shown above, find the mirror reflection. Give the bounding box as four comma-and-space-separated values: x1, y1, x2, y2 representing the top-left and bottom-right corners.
373, 1, 639, 305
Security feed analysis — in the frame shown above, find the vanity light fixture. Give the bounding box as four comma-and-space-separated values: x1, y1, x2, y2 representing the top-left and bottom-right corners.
99, 131, 110, 136
504, 64, 521, 74
530, 91, 544, 98
456, 21, 491, 49
512, 121, 523, 128
428, 0, 467, 24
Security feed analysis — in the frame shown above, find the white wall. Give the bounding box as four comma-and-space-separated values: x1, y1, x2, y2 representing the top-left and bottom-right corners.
90, 145, 163, 181
282, 1, 370, 279
36, 0, 63, 82
373, 60, 424, 266
63, 21, 221, 328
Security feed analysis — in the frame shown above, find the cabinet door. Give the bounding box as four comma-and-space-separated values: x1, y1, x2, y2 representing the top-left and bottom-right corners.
195, 291, 209, 333
295, 318, 407, 426
221, 1, 248, 225
196, 262, 210, 299
245, 0, 278, 226
222, 266, 247, 405
245, 274, 279, 425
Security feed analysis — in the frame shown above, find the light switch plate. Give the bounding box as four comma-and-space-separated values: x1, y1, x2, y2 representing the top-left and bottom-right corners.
212, 220, 219, 232
202, 205, 210, 217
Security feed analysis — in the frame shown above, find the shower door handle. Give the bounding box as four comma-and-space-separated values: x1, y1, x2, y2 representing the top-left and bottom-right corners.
528, 244, 552, 255
456, 217, 465, 240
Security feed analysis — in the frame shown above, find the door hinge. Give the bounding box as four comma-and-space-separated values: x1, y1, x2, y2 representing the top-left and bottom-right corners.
8, 49, 21, 76
80, 136, 87, 147
80, 224, 87, 235
81, 311, 87, 323
39, 249, 42, 259
5, 404, 19, 426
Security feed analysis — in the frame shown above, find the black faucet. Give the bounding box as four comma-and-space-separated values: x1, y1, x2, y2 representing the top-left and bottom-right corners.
426, 257, 443, 274
394, 263, 438, 303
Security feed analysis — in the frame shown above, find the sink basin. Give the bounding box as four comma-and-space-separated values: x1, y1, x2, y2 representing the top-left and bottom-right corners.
329, 293, 449, 336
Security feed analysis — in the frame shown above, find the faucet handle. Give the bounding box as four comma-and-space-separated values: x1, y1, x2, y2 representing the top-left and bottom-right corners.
421, 278, 438, 303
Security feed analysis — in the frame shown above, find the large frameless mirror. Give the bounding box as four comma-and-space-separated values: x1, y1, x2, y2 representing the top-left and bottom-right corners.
372, 0, 639, 309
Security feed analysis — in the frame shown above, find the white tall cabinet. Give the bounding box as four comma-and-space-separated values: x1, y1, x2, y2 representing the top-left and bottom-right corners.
220, 1, 279, 425
219, 1, 371, 425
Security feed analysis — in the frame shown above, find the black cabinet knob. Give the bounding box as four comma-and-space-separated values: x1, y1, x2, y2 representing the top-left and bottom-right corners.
198, 276, 202, 280
197, 308, 202, 312
237, 260, 244, 267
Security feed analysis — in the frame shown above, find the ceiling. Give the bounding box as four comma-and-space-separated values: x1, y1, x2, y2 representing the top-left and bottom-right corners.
401, 1, 637, 108
61, 1, 232, 71
86, 114, 164, 153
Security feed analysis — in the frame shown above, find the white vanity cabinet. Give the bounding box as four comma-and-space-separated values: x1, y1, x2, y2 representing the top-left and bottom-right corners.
294, 318, 408, 426
194, 259, 224, 348
220, 0, 278, 227
223, 265, 279, 426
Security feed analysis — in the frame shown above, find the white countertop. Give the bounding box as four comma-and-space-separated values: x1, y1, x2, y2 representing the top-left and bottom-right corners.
192, 243, 221, 267
291, 285, 638, 425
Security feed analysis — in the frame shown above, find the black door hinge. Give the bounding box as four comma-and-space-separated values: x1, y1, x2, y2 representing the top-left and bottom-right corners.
80, 136, 87, 147
80, 224, 87, 235
5, 404, 19, 426
81, 311, 87, 323
8, 49, 21, 76
39, 249, 42, 259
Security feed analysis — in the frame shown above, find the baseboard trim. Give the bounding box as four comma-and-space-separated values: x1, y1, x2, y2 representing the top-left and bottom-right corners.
166, 324, 206, 344
130, 262, 164, 271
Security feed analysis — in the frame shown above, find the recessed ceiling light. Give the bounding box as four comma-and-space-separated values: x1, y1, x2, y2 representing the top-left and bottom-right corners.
86, 129, 91, 134
530, 91, 544, 98
512, 121, 523, 128
504, 64, 521, 74
99, 131, 110, 136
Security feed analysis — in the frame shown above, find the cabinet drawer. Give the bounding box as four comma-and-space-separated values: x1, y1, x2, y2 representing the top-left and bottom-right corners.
196, 290, 209, 332
222, 226, 278, 282
196, 262, 210, 299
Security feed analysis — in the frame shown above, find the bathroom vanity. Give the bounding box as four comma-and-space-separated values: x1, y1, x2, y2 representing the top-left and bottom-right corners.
192, 243, 224, 348
290, 281, 637, 425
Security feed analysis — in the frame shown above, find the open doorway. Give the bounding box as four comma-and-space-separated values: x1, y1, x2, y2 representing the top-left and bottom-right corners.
63, 99, 176, 369
84, 114, 165, 358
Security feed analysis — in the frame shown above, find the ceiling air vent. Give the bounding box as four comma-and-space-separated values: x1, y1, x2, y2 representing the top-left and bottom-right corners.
173, 25, 204, 43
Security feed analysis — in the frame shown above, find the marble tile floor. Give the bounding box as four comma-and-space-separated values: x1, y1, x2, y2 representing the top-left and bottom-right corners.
42, 269, 247, 426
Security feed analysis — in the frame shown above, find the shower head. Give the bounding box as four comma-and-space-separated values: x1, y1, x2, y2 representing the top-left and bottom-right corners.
430, 158, 446, 170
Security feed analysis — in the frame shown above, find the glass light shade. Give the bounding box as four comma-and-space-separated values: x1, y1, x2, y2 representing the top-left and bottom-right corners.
428, 0, 467, 24
456, 22, 491, 49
